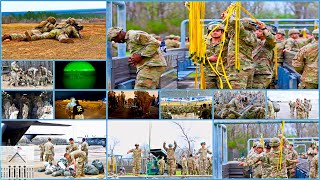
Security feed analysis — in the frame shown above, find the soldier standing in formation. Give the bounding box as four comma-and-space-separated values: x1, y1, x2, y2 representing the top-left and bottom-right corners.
163, 141, 177, 176
196, 142, 212, 175
309, 143, 318, 178
157, 156, 165, 175
44, 138, 54, 164
81, 138, 89, 164
127, 144, 143, 176
39, 143, 45, 161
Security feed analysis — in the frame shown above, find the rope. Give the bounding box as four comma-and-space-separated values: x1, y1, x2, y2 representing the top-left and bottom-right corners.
260, 134, 264, 149
273, 44, 278, 80
277, 120, 285, 170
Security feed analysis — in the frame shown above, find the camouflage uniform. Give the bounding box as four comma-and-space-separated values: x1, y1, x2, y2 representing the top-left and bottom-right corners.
66, 143, 79, 153
44, 141, 54, 163
309, 154, 319, 178
225, 17, 257, 89
182, 156, 188, 175
267, 138, 288, 178
207, 157, 212, 175
157, 158, 165, 175
124, 30, 167, 89
196, 147, 212, 175
252, 28, 276, 88
275, 29, 286, 66
128, 148, 142, 175
286, 146, 298, 178
303, 100, 311, 119
268, 100, 275, 119
81, 141, 89, 163
165, 35, 180, 49
22, 104, 29, 119
289, 101, 296, 116
242, 151, 263, 178
10, 62, 21, 86
307, 147, 316, 166
205, 25, 228, 89
39, 144, 45, 161
9, 17, 56, 41
163, 142, 177, 175
187, 157, 195, 175
28, 20, 80, 43
69, 150, 87, 177
296, 102, 305, 119
292, 36, 318, 89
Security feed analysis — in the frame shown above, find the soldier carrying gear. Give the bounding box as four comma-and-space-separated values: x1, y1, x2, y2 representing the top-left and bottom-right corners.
241, 18, 257, 31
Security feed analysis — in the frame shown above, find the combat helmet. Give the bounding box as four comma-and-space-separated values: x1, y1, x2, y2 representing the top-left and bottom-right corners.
47, 16, 56, 24
107, 27, 123, 41
241, 18, 257, 30
201, 142, 206, 145
256, 143, 263, 148
168, 144, 173, 147
207, 22, 224, 31
288, 29, 300, 36
270, 137, 280, 147
277, 29, 286, 36
312, 28, 319, 37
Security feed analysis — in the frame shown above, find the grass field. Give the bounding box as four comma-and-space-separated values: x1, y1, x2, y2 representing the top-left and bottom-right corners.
2, 23, 106, 60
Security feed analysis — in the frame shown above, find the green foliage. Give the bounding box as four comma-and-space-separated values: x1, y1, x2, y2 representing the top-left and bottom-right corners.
147, 21, 168, 34
4, 11, 104, 22
255, 12, 296, 19
127, 21, 142, 31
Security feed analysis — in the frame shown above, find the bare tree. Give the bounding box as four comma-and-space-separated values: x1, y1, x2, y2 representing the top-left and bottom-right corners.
172, 121, 199, 156
109, 137, 120, 156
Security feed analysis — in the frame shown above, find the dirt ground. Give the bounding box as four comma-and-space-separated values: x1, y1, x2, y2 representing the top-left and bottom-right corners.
2, 23, 106, 60
34, 145, 106, 179
55, 101, 106, 119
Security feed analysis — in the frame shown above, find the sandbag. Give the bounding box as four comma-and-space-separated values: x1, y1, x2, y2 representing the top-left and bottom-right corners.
52, 171, 62, 177
92, 160, 104, 173
64, 171, 72, 177
37, 167, 46, 172
84, 164, 99, 175
57, 158, 68, 167
45, 169, 53, 175
272, 101, 280, 112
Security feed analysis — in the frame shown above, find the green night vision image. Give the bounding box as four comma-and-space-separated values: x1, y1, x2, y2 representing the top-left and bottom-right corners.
63, 62, 96, 89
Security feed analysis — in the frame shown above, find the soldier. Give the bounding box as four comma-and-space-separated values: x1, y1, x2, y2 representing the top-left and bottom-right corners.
9, 61, 22, 87
309, 143, 318, 178
64, 150, 87, 178
303, 98, 311, 119
228, 95, 243, 111
181, 154, 188, 175
187, 154, 195, 175
239, 143, 264, 178
252, 21, 276, 88
66, 97, 76, 119
292, 29, 318, 89
286, 142, 298, 178
194, 156, 200, 175
108, 27, 167, 89
38, 65, 48, 86
81, 138, 89, 164
267, 99, 275, 119
207, 157, 212, 175
127, 144, 143, 176
221, 13, 258, 89
8, 104, 18, 119
284, 29, 301, 52
199, 104, 211, 119
2, 16, 56, 41
288, 100, 296, 117
307, 143, 316, 166
26, 17, 81, 43
275, 29, 286, 66
44, 138, 54, 164
22, 103, 29, 119
205, 23, 228, 89
196, 142, 212, 175
295, 99, 305, 119
73, 100, 84, 119
163, 141, 177, 176
266, 137, 288, 178
165, 35, 180, 49
39, 143, 45, 161
120, 91, 126, 108
157, 156, 165, 175
66, 138, 79, 153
